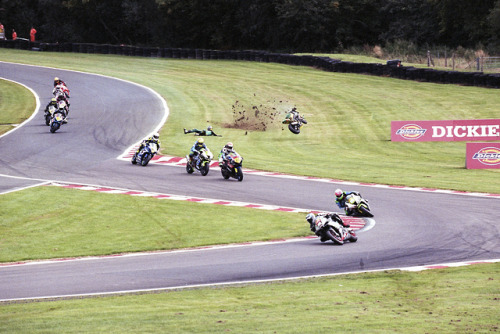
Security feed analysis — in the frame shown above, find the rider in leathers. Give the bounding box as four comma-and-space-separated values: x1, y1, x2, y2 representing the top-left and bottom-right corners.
189, 138, 208, 167
134, 133, 161, 161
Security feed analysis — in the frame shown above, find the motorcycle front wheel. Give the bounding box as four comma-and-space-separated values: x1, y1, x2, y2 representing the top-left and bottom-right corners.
236, 166, 243, 182
50, 122, 60, 133
141, 153, 151, 166
288, 123, 301, 134
326, 229, 344, 245
359, 206, 374, 217
200, 163, 210, 176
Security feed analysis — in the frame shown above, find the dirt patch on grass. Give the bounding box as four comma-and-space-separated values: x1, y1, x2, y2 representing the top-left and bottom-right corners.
224, 97, 296, 131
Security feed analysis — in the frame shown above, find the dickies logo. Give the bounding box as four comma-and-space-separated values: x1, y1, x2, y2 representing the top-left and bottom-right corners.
472, 147, 500, 165
395, 124, 427, 140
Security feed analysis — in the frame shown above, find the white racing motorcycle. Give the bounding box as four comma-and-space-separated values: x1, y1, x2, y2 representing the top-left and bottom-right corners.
314, 215, 357, 245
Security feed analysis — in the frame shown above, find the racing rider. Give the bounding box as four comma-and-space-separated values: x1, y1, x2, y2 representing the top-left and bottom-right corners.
189, 137, 208, 167
334, 188, 362, 211
218, 142, 236, 166
184, 125, 220, 136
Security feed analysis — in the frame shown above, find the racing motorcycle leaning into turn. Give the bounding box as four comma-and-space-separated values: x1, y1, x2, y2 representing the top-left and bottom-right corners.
132, 141, 159, 166
307, 212, 357, 245
344, 193, 374, 217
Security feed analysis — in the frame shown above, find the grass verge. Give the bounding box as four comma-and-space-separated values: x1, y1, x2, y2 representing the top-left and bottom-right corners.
0, 79, 36, 135
0, 263, 498, 333
0, 186, 306, 262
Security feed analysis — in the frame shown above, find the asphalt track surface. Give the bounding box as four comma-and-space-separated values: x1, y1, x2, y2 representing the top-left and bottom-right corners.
1, 62, 499, 301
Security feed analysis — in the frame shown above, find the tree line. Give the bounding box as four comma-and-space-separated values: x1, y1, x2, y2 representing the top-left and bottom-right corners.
1, 0, 499, 53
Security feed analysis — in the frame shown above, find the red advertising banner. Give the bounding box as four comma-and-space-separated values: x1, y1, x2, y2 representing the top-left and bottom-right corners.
466, 142, 500, 169
391, 119, 500, 142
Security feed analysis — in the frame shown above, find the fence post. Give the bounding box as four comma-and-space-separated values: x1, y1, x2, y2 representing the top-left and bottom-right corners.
444, 50, 447, 67
452, 53, 455, 70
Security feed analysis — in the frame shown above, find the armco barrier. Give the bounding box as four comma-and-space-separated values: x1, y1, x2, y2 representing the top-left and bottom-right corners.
1, 40, 499, 88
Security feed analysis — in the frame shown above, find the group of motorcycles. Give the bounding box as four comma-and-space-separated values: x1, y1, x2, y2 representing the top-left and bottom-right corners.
130, 104, 370, 246
310, 193, 373, 246
131, 140, 244, 182
185, 147, 244, 181
44, 84, 70, 133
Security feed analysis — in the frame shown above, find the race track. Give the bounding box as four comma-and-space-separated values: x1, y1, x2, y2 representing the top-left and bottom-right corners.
1, 62, 499, 301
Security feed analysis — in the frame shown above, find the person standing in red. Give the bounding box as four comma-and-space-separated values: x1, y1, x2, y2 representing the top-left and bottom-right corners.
12, 29, 17, 41
30, 26, 37, 42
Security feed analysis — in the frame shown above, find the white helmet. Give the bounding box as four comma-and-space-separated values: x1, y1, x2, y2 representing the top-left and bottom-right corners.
152, 133, 160, 140
306, 213, 316, 224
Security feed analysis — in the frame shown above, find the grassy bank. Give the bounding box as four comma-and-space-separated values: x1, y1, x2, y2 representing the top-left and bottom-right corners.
0, 49, 498, 193
0, 186, 305, 262
1, 263, 498, 333
0, 79, 36, 135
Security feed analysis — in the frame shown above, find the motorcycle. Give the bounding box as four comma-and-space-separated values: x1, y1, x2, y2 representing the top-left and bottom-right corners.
344, 193, 373, 217
44, 104, 57, 126
314, 215, 358, 245
49, 110, 65, 133
132, 142, 159, 166
220, 151, 244, 181
283, 111, 307, 134
186, 148, 213, 176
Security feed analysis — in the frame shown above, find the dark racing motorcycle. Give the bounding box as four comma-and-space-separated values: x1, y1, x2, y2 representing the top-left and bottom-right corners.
220, 151, 244, 181
186, 148, 213, 176
313, 214, 357, 245
283, 111, 307, 134
132, 142, 159, 166
344, 193, 373, 217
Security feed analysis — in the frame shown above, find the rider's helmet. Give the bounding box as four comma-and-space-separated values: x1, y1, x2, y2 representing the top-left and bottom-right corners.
207, 125, 213, 131
152, 133, 160, 141
306, 213, 316, 224
334, 189, 344, 200
224, 142, 233, 150
51, 98, 57, 103
291, 107, 297, 112
197, 137, 204, 144
54, 77, 60, 86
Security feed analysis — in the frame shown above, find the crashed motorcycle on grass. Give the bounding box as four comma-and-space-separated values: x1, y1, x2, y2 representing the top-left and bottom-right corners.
220, 151, 244, 181
313, 215, 358, 245
344, 193, 373, 217
282, 111, 307, 134
186, 148, 213, 176
131, 142, 159, 166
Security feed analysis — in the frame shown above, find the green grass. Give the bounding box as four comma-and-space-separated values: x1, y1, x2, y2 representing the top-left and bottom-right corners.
1, 49, 499, 193
0, 79, 36, 134
0, 186, 305, 262
0, 263, 498, 333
